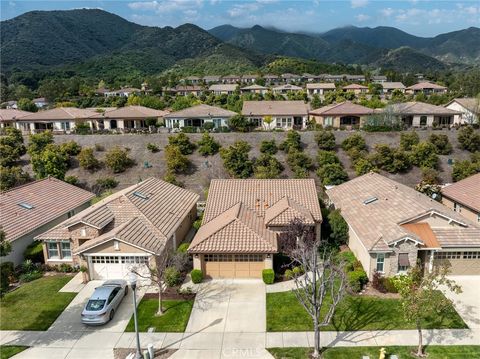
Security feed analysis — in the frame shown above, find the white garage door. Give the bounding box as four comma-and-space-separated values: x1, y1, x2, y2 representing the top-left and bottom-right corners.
89, 255, 151, 281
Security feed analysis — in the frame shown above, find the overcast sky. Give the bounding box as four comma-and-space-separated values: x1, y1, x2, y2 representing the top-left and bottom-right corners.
2, 0, 479, 37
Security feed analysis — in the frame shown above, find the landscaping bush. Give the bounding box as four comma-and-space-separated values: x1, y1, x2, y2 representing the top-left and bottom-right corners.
190, 269, 203, 284
164, 267, 182, 287
28, 131, 54, 156
336, 251, 356, 271
78, 147, 100, 171
197, 132, 220, 156
410, 142, 439, 169
314, 130, 336, 150
146, 143, 160, 153
177, 243, 190, 253
0, 262, 14, 296
105, 147, 134, 173
452, 160, 479, 182
292, 266, 304, 276
382, 277, 398, 293
260, 140, 278, 155
64, 175, 79, 186
458, 126, 480, 152
168, 133, 196, 155
19, 270, 43, 283
354, 157, 377, 175
341, 133, 367, 152
74, 123, 91, 135
254, 154, 283, 179
193, 217, 203, 231
326, 209, 349, 246
347, 269, 368, 293
220, 141, 254, 178
96, 177, 118, 190
284, 269, 294, 280
400, 131, 420, 151
316, 163, 348, 185
371, 144, 411, 173
30, 144, 69, 180
165, 145, 190, 174
372, 270, 386, 293
23, 241, 44, 263
58, 263, 74, 273
262, 269, 275, 284
317, 150, 340, 166
60, 141, 82, 156
428, 134, 452, 155
279, 130, 302, 152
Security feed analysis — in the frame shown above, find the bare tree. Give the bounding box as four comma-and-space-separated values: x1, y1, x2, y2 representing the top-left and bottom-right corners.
282, 219, 347, 358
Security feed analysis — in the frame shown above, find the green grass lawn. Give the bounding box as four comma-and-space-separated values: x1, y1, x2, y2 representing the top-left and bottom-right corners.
268, 346, 480, 359
0, 275, 76, 331
0, 345, 28, 359
266, 291, 467, 332
125, 298, 194, 332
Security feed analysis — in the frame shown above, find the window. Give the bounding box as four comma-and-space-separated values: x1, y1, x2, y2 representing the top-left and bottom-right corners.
107, 288, 120, 304
47, 242, 59, 259
324, 117, 333, 126
420, 116, 427, 126
454, 203, 461, 213
435, 252, 462, 260
463, 252, 480, 259
60, 242, 72, 259
61, 122, 70, 131
398, 253, 410, 272
376, 253, 385, 272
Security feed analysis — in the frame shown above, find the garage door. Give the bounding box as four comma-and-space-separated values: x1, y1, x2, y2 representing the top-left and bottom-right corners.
434, 251, 480, 275
204, 254, 265, 278
89, 255, 150, 280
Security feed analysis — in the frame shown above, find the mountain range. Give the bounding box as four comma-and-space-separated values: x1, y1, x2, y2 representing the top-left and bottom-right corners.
1, 9, 479, 80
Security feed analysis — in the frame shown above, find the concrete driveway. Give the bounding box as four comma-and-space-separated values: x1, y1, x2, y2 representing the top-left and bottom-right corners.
444, 276, 480, 329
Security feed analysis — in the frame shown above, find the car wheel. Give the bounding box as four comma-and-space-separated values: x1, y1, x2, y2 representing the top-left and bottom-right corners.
109, 309, 115, 321
124, 286, 128, 296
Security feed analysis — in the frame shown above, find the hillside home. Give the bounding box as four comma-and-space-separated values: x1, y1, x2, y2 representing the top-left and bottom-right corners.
445, 98, 479, 124
0, 178, 94, 265
381, 82, 406, 95
188, 179, 322, 278
306, 83, 336, 97
167, 85, 203, 97
203, 75, 221, 84
386, 102, 461, 127
163, 104, 237, 129
309, 101, 374, 128
302, 73, 323, 82
182, 76, 201, 85
441, 173, 480, 225
103, 88, 142, 97
327, 173, 480, 278
36, 178, 199, 281
272, 84, 303, 95
209, 84, 238, 95
264, 74, 280, 85
0, 109, 31, 128
2, 101, 18, 109
343, 83, 368, 95
222, 75, 241, 84
406, 82, 448, 95
88, 106, 168, 131
281, 73, 302, 83
372, 75, 387, 83
240, 84, 268, 95
324, 74, 345, 82
241, 74, 258, 84
242, 100, 309, 129
33, 97, 49, 109
346, 75, 366, 82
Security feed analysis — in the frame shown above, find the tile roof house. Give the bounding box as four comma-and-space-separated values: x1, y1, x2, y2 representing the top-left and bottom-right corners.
188, 179, 322, 278
309, 101, 374, 128
327, 173, 480, 277
240, 84, 268, 95
36, 178, 199, 281
406, 82, 448, 95
386, 101, 461, 127
272, 84, 303, 94
445, 98, 479, 125
209, 84, 238, 95
88, 106, 168, 131
342, 83, 369, 94
441, 173, 480, 225
242, 100, 310, 129
163, 104, 237, 129
0, 109, 31, 128
381, 82, 406, 94
0, 178, 95, 265
306, 83, 336, 97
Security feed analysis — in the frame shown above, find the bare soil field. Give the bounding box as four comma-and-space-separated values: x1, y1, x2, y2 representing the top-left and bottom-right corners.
20, 128, 475, 199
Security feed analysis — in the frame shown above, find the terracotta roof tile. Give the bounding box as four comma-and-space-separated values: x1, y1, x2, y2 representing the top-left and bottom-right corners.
242, 101, 309, 116
441, 173, 480, 213
309, 101, 374, 116
164, 104, 237, 119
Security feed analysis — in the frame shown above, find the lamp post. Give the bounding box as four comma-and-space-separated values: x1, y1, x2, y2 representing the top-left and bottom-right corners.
128, 272, 142, 359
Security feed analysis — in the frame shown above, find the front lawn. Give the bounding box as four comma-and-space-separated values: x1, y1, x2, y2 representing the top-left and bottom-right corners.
0, 346, 28, 359
0, 275, 76, 331
268, 346, 480, 359
266, 291, 466, 332
125, 298, 194, 332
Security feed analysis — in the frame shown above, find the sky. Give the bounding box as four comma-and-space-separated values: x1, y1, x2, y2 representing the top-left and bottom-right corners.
1, 0, 479, 37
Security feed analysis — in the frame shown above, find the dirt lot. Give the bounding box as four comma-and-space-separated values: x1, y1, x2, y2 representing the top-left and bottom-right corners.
20, 128, 475, 199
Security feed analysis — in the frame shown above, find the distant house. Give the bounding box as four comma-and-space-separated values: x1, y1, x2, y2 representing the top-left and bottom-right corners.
203, 75, 221, 84
0, 178, 94, 265
406, 82, 448, 95
445, 98, 479, 124
309, 101, 374, 128
222, 75, 241, 84
2, 100, 18, 109
441, 173, 480, 225
0, 109, 31, 128
281, 73, 302, 83
346, 75, 366, 82
242, 100, 309, 129
263, 74, 280, 85
272, 84, 303, 95
209, 84, 238, 95
381, 82, 406, 95
343, 83, 368, 95
183, 76, 201, 85
240, 84, 268, 95
324, 74, 345, 82
163, 104, 237, 129
168, 85, 203, 97
302, 73, 322, 82
88, 106, 168, 131
102, 88, 142, 97
372, 75, 387, 83
36, 178, 198, 280
306, 83, 336, 97
327, 173, 480, 278
386, 102, 461, 127
32, 97, 49, 108
241, 74, 258, 84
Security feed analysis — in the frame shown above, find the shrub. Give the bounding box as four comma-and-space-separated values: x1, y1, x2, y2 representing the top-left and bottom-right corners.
105, 147, 134, 173
0, 166, 30, 192
96, 177, 119, 190
254, 154, 283, 179
279, 130, 302, 152
372, 270, 386, 293
19, 271, 43, 283
164, 267, 182, 287
452, 160, 478, 182
220, 141, 254, 178
24, 241, 44, 263
28, 131, 54, 155
292, 266, 304, 276
399, 131, 420, 151
168, 133, 196, 155
287, 148, 313, 172
316, 163, 348, 185
262, 269, 275, 284
60, 141, 82, 156
260, 140, 278, 155
284, 269, 294, 279
314, 130, 336, 150
177, 243, 190, 253
197, 132, 220, 156
146, 143, 160, 153
336, 251, 356, 272
78, 147, 100, 171
0, 262, 14, 296
354, 157, 377, 175
193, 218, 203, 231
421, 167, 439, 185
165, 145, 190, 174
382, 277, 398, 293
326, 209, 349, 246
347, 269, 368, 293
228, 114, 253, 132
370, 144, 411, 173
341, 133, 367, 152
58, 263, 74, 273
458, 126, 480, 152
191, 269, 203, 284
31, 144, 69, 180
74, 123, 91, 135
317, 150, 340, 166
428, 134, 452, 155
410, 142, 439, 169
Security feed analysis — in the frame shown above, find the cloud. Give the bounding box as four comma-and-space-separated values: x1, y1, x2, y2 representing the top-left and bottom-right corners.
351, 0, 368, 9
227, 3, 260, 18
355, 13, 370, 22
128, 0, 203, 14
380, 7, 394, 17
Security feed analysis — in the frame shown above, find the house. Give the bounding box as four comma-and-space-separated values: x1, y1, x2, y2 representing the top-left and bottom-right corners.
306, 83, 336, 97
381, 82, 406, 95
0, 178, 95, 265
183, 76, 201, 85
88, 106, 168, 131
327, 172, 480, 278
343, 83, 368, 95
209, 84, 238, 96
309, 101, 374, 128
188, 179, 322, 278
203, 75, 221, 84
32, 97, 49, 108
372, 75, 387, 83
242, 100, 309, 129
386, 102, 461, 127
406, 82, 448, 95
263, 74, 280, 85
170, 85, 203, 97
324, 74, 345, 82
163, 104, 237, 129
346, 75, 366, 82
441, 173, 480, 225
2, 101, 18, 109
281, 73, 302, 83
0, 109, 31, 128
36, 178, 199, 281
102, 88, 142, 97
302, 73, 322, 82
241, 74, 258, 84
240, 84, 268, 95
272, 84, 303, 95
445, 98, 479, 124
222, 75, 241, 84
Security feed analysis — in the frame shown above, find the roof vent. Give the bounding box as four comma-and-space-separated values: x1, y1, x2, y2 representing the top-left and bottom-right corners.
132, 191, 148, 200
363, 197, 378, 205
18, 202, 34, 210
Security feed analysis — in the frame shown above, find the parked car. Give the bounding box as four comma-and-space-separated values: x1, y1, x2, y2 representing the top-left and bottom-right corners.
81, 280, 128, 325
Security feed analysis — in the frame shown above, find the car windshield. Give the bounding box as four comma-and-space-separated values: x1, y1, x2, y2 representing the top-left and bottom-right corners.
86, 299, 106, 311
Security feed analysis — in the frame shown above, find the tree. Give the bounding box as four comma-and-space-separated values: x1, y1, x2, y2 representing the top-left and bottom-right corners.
0, 128, 26, 167
220, 141, 254, 178
316, 163, 349, 185
314, 130, 336, 150
317, 150, 340, 167
286, 148, 314, 174
428, 134, 452, 155
165, 145, 190, 174
371, 144, 411, 173
168, 133, 196, 155
457, 126, 480, 152
31, 144, 69, 180
263, 115, 273, 130
326, 209, 349, 246
104, 147, 134, 173
59, 141, 82, 156
280, 130, 302, 152
310, 94, 322, 109
341, 133, 367, 152
282, 219, 347, 358
452, 160, 478, 182
228, 114, 252, 132
400, 131, 420, 151
393, 264, 461, 357
78, 147, 101, 171
254, 154, 283, 179
354, 157, 377, 175
28, 131, 54, 156
260, 139, 278, 155
410, 142, 439, 169
0, 227, 12, 257
17, 98, 38, 112
197, 132, 220, 156
0, 166, 30, 191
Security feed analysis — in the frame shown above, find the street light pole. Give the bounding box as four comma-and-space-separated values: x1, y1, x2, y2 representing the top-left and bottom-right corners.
129, 272, 142, 359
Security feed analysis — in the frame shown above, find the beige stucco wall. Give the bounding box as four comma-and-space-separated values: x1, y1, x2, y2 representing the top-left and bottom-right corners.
81, 240, 147, 254
346, 226, 372, 277
173, 205, 197, 248
442, 196, 479, 224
